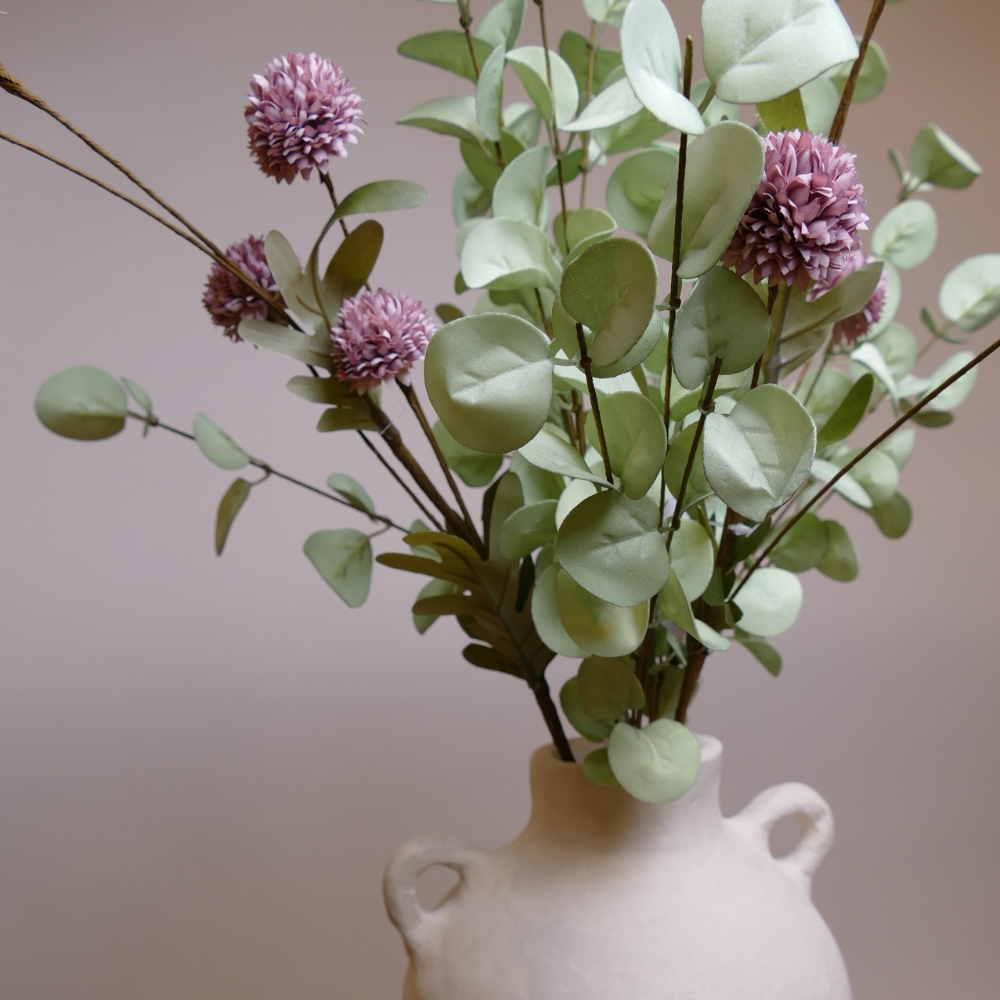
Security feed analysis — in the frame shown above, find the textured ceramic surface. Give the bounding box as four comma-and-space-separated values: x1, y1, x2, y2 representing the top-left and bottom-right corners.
384, 736, 852, 1000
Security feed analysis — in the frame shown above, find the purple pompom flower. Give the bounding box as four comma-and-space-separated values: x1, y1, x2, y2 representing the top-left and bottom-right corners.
810, 252, 889, 347
332, 289, 438, 394
245, 53, 364, 183
723, 130, 869, 291
202, 235, 281, 341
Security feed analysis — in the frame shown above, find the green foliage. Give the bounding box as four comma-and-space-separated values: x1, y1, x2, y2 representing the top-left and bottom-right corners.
815, 374, 874, 450
607, 719, 701, 803
397, 30, 493, 82
532, 562, 589, 657
648, 121, 765, 278
460, 217, 561, 290
605, 147, 679, 238
35, 366, 128, 441
582, 0, 628, 28
815, 520, 859, 582
585, 392, 667, 499
475, 0, 526, 50
492, 146, 550, 226
559, 30, 622, 107
669, 520, 715, 601
921, 351, 977, 412
873, 200, 937, 270
577, 656, 645, 721
663, 423, 712, 512
216, 478, 252, 555
556, 569, 648, 657
399, 95, 485, 144
672, 266, 770, 389
733, 566, 803, 637
757, 89, 807, 132
519, 424, 609, 485
552, 208, 618, 262
326, 473, 376, 517
192, 413, 250, 470
828, 40, 889, 103
703, 385, 816, 523
620, 0, 705, 135
565, 78, 643, 133
506, 46, 579, 129
582, 747, 618, 786
476, 44, 507, 142
433, 420, 504, 487
939, 254, 1000, 331
500, 500, 558, 559
304, 529, 373, 608
702, 0, 859, 104
560, 237, 658, 368
910, 125, 981, 189
424, 313, 554, 453
560, 676, 612, 742
769, 511, 826, 573
736, 633, 782, 677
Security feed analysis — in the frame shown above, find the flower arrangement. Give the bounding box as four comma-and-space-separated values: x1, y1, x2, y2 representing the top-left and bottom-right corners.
9, 0, 998, 810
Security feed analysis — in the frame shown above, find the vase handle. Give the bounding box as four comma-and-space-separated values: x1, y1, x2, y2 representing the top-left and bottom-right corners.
732, 782, 835, 893
383, 836, 484, 957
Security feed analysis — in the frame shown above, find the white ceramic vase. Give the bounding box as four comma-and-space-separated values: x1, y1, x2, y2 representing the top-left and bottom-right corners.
384, 735, 852, 1000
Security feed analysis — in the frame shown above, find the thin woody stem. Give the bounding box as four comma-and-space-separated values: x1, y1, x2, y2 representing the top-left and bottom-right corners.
397, 380, 483, 548
733, 331, 1000, 599
829, 0, 888, 144
136, 414, 407, 532
575, 323, 613, 483
675, 634, 707, 725
659, 38, 694, 524
356, 431, 444, 531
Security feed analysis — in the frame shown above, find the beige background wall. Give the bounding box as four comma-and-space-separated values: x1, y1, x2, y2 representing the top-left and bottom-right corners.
1, 1, 998, 997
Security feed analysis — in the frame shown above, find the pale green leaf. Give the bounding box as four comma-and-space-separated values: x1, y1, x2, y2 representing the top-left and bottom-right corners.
607, 719, 701, 803
736, 633, 782, 676
215, 478, 252, 556
702, 385, 816, 522
492, 146, 550, 226
239, 318, 332, 370
670, 520, 715, 601
648, 121, 765, 278
768, 510, 825, 572
506, 46, 580, 129
327, 180, 428, 225
828, 39, 888, 103
868, 323, 917, 381
583, 747, 619, 786
702, 0, 859, 104
733, 566, 803, 637
432, 420, 504, 487
500, 499, 558, 559
532, 562, 590, 657
560, 677, 612, 742
519, 423, 608, 484
475, 0, 526, 48
564, 77, 643, 132
582, 0, 629, 28
939, 255, 1000, 331
910, 125, 981, 189
921, 350, 977, 412
460, 217, 561, 290
35, 365, 128, 441
193, 413, 250, 470
663, 422, 713, 511
120, 377, 152, 415
590, 309, 664, 379
810, 457, 873, 508
800, 75, 839, 135
757, 89, 807, 132
397, 30, 493, 81
584, 391, 667, 499
578, 656, 645, 721
816, 519, 858, 581
815, 373, 873, 450
424, 313, 554, 453
476, 44, 507, 142
556, 569, 648, 657
303, 529, 373, 607
398, 96, 485, 144
552, 208, 617, 262
606, 146, 678, 238
873, 200, 937, 270
413, 578, 460, 634
326, 473, 375, 517
880, 428, 916, 470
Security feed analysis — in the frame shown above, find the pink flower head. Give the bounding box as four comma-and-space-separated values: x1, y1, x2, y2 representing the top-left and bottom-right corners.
202, 235, 281, 341
810, 251, 889, 347
332, 288, 438, 394
723, 130, 868, 291
245, 53, 364, 183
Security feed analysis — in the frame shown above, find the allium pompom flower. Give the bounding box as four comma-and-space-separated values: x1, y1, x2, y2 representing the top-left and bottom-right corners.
810, 252, 890, 347
202, 235, 281, 341
245, 53, 364, 183
332, 289, 438, 394
722, 130, 869, 291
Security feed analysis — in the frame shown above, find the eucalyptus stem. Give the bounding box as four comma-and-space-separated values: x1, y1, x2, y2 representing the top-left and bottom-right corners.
666, 355, 724, 551
532, 0, 570, 253
397, 379, 483, 548
578, 19, 600, 210
132, 414, 408, 532
675, 633, 707, 725
356, 431, 444, 531
829, 0, 888, 144
659, 38, 694, 524
575, 323, 613, 482
733, 330, 1000, 598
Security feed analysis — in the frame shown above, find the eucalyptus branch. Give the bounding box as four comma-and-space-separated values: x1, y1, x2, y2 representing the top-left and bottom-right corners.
578, 19, 600, 210
675, 632, 708, 725
733, 330, 1000, 598
659, 38, 695, 523
575, 323, 613, 482
397, 380, 483, 546
666, 355, 724, 551
364, 395, 487, 555
356, 430, 444, 531
532, 0, 570, 252
0, 61, 228, 262
132, 414, 408, 532
829, 0, 888, 144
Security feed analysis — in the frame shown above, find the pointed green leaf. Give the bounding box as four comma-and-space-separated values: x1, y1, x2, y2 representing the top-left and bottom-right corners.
910, 124, 981, 189
492, 146, 550, 226
475, 0, 526, 49
398, 96, 485, 144
397, 30, 493, 82
326, 473, 375, 517
193, 413, 250, 470
303, 529, 373, 607
736, 633, 782, 676
215, 478, 252, 556
120, 377, 152, 415
476, 43, 507, 141
506, 46, 579, 129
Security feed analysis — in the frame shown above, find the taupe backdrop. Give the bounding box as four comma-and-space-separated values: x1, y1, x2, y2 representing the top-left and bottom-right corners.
1, 1, 998, 997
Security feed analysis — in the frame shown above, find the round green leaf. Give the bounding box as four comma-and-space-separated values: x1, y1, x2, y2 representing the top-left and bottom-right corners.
939, 254, 1000, 332
672, 266, 770, 389
120, 377, 153, 415
532, 563, 590, 658
843, 448, 899, 506
621, 0, 705, 135
560, 238, 658, 369
670, 520, 715, 601
583, 0, 629, 29
647, 121, 765, 278
556, 491, 670, 606
326, 473, 376, 517
506, 46, 579, 129
702, 0, 859, 104
869, 493, 912, 540
607, 719, 701, 804
590, 308, 664, 379
560, 677, 612, 742
880, 428, 916, 471
492, 146, 550, 226
816, 520, 858, 582
519, 423, 609, 485
432, 420, 504, 487
922, 350, 977, 412
35, 365, 128, 441
582, 747, 619, 786
828, 39, 888, 103
910, 125, 981, 189
460, 217, 561, 291
577, 656, 645, 721
869, 323, 917, 381
873, 200, 937, 270
663, 423, 712, 511
192, 412, 250, 470
475, 43, 507, 142
475, 0, 526, 49
810, 457, 873, 509
303, 529, 373, 607
798, 367, 853, 428
769, 511, 825, 573
424, 313, 554, 453
500, 499, 558, 559
585, 392, 667, 499
733, 566, 803, 637
606, 147, 679, 238
552, 208, 618, 263
556, 569, 648, 657
702, 385, 817, 522
564, 77, 643, 132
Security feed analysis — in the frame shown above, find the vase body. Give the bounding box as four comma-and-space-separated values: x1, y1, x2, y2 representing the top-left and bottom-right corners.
384, 736, 852, 1000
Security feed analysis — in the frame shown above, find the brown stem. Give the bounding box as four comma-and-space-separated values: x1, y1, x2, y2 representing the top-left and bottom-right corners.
320, 172, 351, 239
829, 0, 888, 144
675, 633, 707, 725
531, 674, 575, 761
733, 331, 1000, 598
534, 289, 554, 337
572, 390, 586, 455
356, 431, 443, 531
666, 356, 724, 549
364, 395, 484, 552
397, 380, 483, 549
575, 323, 613, 482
